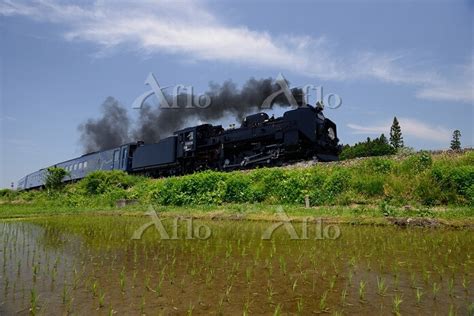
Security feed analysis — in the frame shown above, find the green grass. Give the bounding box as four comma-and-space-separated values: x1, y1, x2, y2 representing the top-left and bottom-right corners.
1, 202, 473, 225
1, 151, 473, 221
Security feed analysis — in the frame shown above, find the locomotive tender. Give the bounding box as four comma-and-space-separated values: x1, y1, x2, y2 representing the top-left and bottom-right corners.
17, 104, 340, 190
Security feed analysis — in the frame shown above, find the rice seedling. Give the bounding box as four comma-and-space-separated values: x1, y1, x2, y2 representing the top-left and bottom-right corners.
98, 290, 106, 309
377, 276, 388, 296
347, 270, 354, 286
140, 296, 146, 315
432, 282, 441, 300
392, 294, 403, 315
448, 304, 458, 316
91, 280, 98, 297
329, 275, 337, 291
461, 275, 469, 291
245, 266, 252, 285
358, 280, 367, 301
296, 296, 304, 314
341, 287, 348, 306
243, 296, 251, 315
467, 302, 474, 315
319, 290, 329, 312
415, 287, 423, 305
448, 277, 455, 297
266, 282, 276, 303
410, 272, 417, 288
292, 278, 298, 293
218, 295, 225, 313
273, 304, 282, 316
119, 268, 126, 293
62, 284, 69, 304
29, 288, 39, 315
187, 302, 195, 315
225, 284, 233, 302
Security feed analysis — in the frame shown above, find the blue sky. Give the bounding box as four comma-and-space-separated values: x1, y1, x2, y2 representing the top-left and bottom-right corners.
0, 0, 473, 188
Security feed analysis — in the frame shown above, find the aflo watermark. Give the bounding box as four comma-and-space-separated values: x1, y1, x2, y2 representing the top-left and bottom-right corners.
132, 72, 342, 110
262, 206, 341, 240
261, 73, 343, 110
132, 73, 211, 109
132, 206, 211, 240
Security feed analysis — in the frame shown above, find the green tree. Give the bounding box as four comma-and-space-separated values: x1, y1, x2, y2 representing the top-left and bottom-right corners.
45, 167, 69, 191
389, 117, 404, 149
450, 130, 461, 150
340, 134, 396, 160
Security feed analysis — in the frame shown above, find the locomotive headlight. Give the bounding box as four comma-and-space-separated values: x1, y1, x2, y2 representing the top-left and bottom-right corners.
328, 127, 336, 140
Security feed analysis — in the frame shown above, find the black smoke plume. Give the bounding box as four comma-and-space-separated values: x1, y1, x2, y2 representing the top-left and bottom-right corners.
79, 77, 304, 153
78, 97, 130, 153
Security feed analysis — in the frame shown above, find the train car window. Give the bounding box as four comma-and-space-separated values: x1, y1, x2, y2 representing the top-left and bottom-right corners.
121, 149, 127, 168
79, 162, 83, 170
83, 161, 88, 169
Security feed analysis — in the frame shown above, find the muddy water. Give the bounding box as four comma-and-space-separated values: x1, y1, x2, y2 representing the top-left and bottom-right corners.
0, 216, 473, 315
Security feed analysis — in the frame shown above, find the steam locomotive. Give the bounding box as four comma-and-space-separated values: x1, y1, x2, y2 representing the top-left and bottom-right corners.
17, 103, 340, 190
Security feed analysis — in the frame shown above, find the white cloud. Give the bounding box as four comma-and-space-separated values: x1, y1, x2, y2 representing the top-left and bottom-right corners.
347, 117, 452, 143
416, 56, 474, 103
1, 0, 472, 103
347, 123, 389, 135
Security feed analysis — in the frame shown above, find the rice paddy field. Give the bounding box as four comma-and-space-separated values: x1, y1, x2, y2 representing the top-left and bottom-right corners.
1, 215, 473, 315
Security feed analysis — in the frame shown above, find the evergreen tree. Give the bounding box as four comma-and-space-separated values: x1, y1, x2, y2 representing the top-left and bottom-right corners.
389, 117, 404, 149
450, 130, 461, 150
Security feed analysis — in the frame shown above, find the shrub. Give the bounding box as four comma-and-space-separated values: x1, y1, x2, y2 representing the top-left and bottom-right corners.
323, 168, 351, 201
0, 189, 19, 201
363, 157, 393, 174
400, 152, 432, 174
414, 175, 444, 206
153, 171, 227, 205
352, 175, 385, 197
431, 165, 474, 202
224, 173, 253, 203
79, 170, 137, 195
466, 184, 474, 206
45, 167, 69, 191
383, 175, 411, 205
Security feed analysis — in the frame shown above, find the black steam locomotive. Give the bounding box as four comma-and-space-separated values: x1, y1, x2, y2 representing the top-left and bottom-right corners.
18, 104, 340, 190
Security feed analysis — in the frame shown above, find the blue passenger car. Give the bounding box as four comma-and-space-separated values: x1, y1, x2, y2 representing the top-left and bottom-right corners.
17, 143, 137, 190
